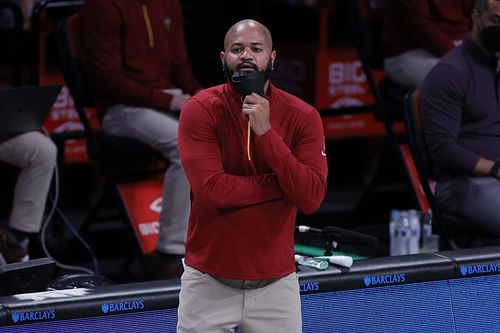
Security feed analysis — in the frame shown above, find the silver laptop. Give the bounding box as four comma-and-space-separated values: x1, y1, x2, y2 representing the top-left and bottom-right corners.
0, 85, 62, 136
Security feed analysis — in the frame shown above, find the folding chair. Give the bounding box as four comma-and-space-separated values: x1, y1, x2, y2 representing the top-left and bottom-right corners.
347, 0, 425, 230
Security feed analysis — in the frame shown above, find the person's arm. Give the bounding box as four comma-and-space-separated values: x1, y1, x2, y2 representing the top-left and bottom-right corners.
401, 0, 466, 56
254, 109, 328, 214
169, 0, 202, 95
80, 0, 173, 109
473, 158, 499, 178
178, 98, 284, 208
420, 63, 482, 175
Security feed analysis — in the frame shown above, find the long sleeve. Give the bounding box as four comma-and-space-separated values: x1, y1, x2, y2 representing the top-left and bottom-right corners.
255, 109, 328, 214
178, 98, 284, 208
420, 61, 480, 174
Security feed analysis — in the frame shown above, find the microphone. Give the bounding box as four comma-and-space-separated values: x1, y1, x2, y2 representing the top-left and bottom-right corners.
323, 226, 379, 247
314, 255, 353, 268
296, 225, 378, 247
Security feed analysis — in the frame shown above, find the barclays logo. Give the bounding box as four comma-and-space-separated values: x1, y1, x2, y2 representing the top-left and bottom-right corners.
363, 273, 406, 287
101, 300, 145, 314
460, 263, 500, 276
11, 310, 55, 323
299, 281, 320, 293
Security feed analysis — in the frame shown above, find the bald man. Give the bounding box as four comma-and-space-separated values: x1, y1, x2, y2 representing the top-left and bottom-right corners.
177, 19, 328, 332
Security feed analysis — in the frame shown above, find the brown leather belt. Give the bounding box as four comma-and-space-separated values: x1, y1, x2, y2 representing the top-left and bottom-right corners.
212, 276, 278, 290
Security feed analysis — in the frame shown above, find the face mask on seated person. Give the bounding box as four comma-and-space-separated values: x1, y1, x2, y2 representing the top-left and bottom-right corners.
480, 25, 500, 54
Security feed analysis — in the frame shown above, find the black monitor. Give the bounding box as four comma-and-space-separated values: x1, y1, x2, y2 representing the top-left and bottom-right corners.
0, 257, 56, 296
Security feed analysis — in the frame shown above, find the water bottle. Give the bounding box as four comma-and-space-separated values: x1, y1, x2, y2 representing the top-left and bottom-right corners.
408, 210, 421, 254
399, 211, 411, 255
389, 209, 404, 256
421, 212, 439, 252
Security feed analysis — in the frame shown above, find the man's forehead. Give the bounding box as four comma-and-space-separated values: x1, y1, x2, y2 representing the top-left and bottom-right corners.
224, 20, 272, 49
234, 21, 259, 33
227, 26, 266, 43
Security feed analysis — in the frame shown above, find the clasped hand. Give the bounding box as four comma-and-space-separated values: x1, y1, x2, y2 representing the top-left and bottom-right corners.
242, 93, 271, 137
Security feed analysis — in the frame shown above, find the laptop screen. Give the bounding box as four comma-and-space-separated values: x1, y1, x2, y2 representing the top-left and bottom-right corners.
0, 85, 62, 137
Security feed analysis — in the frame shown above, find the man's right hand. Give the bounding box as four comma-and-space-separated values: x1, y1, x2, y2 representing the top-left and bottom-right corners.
170, 94, 191, 111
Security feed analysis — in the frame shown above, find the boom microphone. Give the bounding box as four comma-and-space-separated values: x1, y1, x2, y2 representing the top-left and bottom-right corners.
296, 225, 379, 247
323, 226, 379, 247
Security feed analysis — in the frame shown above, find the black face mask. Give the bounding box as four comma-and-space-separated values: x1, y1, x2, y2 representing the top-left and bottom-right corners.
480, 25, 500, 54
224, 61, 272, 97
230, 71, 266, 97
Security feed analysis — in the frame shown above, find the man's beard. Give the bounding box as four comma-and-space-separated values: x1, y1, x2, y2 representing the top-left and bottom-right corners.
223, 59, 273, 80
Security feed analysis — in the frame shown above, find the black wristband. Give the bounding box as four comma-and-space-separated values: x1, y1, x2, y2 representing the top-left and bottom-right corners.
490, 162, 500, 178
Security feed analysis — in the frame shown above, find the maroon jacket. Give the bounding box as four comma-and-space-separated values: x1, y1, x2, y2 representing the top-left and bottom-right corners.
383, 0, 474, 58
80, 0, 201, 114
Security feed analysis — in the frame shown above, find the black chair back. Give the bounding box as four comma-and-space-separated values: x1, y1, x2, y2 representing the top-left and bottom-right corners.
403, 88, 455, 245
56, 14, 93, 130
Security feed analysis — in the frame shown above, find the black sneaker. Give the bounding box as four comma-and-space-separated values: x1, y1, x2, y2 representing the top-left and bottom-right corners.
0, 230, 29, 264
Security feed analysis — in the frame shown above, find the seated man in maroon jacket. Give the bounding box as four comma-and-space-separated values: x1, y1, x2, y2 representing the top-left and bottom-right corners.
80, 0, 202, 279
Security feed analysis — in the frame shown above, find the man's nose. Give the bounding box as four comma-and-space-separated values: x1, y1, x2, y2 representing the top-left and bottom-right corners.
241, 47, 254, 59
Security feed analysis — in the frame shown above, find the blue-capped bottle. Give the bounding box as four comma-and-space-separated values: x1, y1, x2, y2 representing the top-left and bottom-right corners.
389, 209, 402, 256
408, 209, 421, 254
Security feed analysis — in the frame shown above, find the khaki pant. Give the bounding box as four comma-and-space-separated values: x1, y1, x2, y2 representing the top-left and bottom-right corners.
177, 265, 302, 333
0, 132, 56, 233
